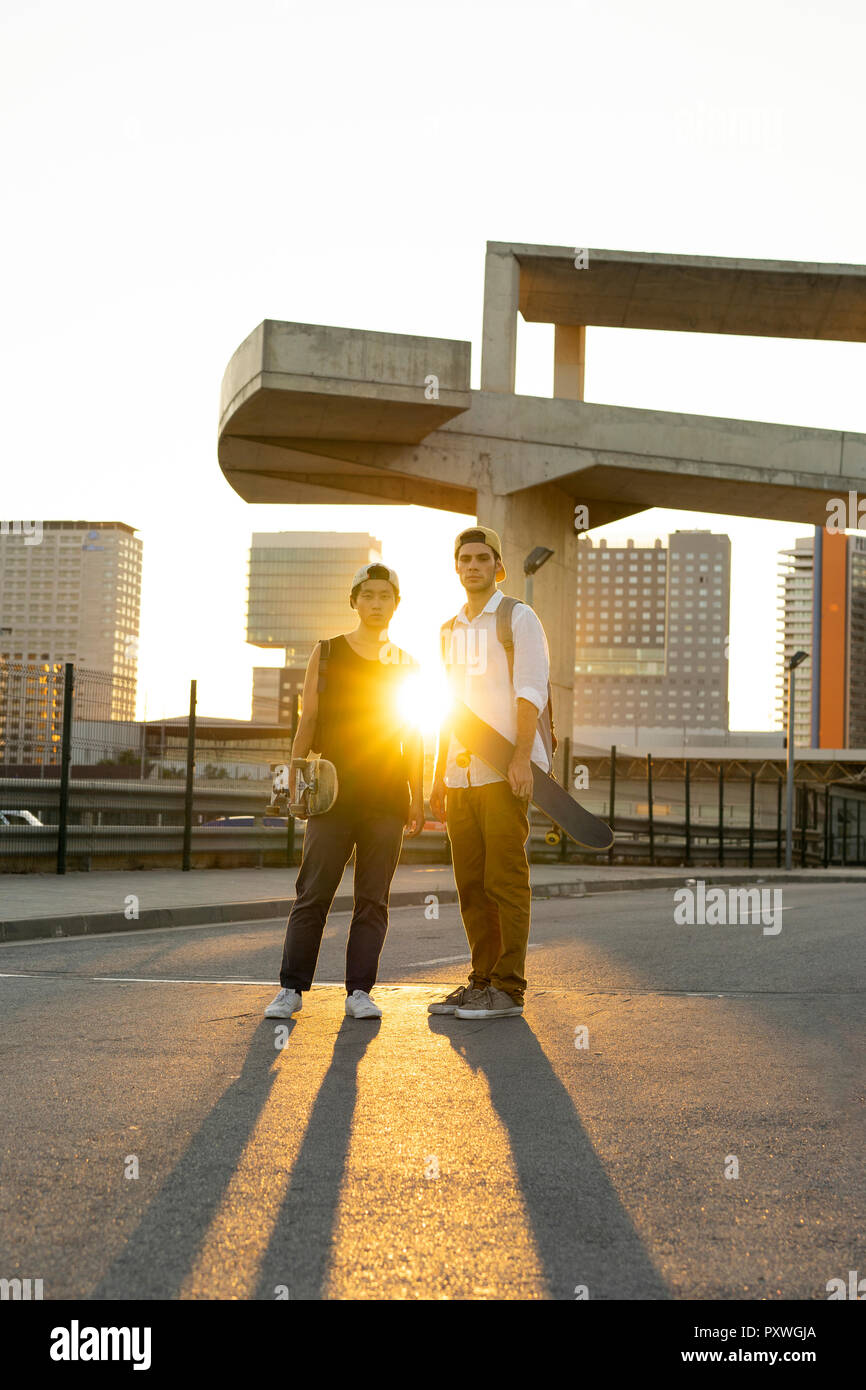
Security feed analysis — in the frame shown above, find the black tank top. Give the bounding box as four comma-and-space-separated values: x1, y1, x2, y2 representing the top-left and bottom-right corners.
315, 635, 416, 816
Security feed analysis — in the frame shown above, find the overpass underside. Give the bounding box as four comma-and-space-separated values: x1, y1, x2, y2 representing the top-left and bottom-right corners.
218, 244, 866, 736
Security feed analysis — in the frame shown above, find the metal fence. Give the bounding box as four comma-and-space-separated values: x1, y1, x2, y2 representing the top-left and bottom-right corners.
2, 663, 865, 873
536, 741, 866, 867
0, 664, 296, 873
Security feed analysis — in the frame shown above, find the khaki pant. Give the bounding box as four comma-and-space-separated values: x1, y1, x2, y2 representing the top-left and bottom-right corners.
445, 780, 531, 1004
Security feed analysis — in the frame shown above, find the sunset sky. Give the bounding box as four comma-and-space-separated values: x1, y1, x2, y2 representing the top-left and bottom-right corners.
2, 0, 864, 732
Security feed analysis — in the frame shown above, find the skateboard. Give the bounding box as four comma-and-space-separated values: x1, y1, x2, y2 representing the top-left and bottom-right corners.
449, 700, 614, 851
267, 757, 338, 819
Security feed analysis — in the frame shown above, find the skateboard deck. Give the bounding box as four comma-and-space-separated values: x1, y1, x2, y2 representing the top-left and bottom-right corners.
267, 757, 338, 819
450, 700, 614, 851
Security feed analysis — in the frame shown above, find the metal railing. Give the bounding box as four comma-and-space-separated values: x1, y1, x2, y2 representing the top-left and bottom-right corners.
0, 664, 296, 873
2, 664, 864, 873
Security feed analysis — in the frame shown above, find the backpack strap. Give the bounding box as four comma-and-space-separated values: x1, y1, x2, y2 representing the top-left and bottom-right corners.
495, 595, 522, 682
496, 596, 558, 774
316, 638, 332, 693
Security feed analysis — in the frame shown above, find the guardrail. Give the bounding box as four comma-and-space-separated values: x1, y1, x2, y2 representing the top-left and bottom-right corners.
3, 661, 864, 872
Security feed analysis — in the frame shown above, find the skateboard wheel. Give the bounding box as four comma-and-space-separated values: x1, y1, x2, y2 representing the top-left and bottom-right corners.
545, 830, 561, 845
456, 752, 471, 768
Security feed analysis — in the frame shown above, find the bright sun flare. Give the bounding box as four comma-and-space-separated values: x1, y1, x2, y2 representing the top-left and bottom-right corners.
397, 666, 453, 734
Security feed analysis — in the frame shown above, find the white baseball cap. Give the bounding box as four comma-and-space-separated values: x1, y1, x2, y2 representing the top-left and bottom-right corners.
350, 562, 400, 595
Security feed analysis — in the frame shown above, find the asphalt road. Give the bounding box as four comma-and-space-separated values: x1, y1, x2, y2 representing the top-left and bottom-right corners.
0, 882, 863, 1300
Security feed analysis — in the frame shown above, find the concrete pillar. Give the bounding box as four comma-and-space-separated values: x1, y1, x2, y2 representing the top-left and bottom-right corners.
553, 324, 586, 400
474, 482, 578, 754
481, 248, 519, 393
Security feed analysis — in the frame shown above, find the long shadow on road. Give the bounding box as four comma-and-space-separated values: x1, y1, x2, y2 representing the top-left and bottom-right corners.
88, 1014, 375, 1301
251, 1019, 376, 1300
430, 1015, 670, 1300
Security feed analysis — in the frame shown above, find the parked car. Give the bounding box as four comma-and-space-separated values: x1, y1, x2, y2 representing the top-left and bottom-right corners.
0, 810, 45, 827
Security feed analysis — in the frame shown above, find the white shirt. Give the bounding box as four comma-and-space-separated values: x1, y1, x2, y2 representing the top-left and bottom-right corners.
442, 588, 550, 788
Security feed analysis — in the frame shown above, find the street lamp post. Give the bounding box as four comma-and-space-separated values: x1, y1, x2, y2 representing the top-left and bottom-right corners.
523, 546, 554, 608
785, 650, 808, 870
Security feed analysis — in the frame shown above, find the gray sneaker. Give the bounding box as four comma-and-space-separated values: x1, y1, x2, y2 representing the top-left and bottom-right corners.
427, 984, 487, 1015
264, 987, 303, 1018
455, 986, 523, 1019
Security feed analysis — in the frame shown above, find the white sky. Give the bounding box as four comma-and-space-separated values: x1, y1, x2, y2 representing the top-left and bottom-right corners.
2, 0, 864, 732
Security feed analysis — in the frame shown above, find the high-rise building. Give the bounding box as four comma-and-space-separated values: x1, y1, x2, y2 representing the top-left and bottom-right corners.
574, 530, 730, 733
0, 520, 141, 709
777, 529, 866, 748
248, 531, 382, 722
776, 536, 814, 747
250, 665, 305, 727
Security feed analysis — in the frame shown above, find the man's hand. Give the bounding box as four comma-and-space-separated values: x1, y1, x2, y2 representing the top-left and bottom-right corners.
404, 798, 425, 838
507, 753, 533, 801
429, 778, 447, 823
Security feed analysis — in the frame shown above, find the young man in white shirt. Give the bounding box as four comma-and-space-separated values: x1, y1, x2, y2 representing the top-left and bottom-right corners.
429, 526, 551, 1020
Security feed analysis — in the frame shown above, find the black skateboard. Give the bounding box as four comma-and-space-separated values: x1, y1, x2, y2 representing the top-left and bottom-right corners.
450, 700, 614, 851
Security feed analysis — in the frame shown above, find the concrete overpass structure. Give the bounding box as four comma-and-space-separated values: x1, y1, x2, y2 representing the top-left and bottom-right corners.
218, 242, 866, 738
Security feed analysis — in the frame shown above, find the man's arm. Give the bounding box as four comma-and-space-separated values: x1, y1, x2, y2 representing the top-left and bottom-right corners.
430, 715, 451, 822
431, 624, 454, 822
508, 698, 537, 798
403, 727, 425, 836
290, 644, 321, 759
433, 715, 451, 781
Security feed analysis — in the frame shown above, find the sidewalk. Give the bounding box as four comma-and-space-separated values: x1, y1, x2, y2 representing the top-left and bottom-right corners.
2, 861, 864, 943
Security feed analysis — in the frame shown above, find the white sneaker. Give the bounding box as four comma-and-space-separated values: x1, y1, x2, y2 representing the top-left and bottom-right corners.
345, 989, 382, 1019
264, 987, 303, 1018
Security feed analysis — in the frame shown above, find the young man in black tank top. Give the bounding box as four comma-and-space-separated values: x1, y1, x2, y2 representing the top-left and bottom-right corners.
264, 563, 424, 1021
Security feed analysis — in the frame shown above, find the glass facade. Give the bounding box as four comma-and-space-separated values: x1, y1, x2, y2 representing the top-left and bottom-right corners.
246, 532, 382, 662
574, 531, 731, 732
0, 521, 141, 721
849, 539, 866, 746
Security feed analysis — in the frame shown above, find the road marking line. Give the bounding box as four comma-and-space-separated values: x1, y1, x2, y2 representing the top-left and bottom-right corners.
406, 943, 540, 967
0, 973, 438, 990
0, 971, 860, 998
0, 972, 319, 986
406, 954, 469, 966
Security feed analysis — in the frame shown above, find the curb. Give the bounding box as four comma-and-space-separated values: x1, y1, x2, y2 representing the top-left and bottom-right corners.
1, 871, 863, 944
0, 889, 459, 943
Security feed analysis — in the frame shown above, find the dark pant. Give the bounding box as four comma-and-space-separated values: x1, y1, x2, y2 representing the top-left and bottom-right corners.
279, 801, 405, 995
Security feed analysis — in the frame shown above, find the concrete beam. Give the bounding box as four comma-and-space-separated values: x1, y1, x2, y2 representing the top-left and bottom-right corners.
486, 241, 866, 341
219, 321, 471, 446
440, 392, 866, 524
218, 433, 475, 512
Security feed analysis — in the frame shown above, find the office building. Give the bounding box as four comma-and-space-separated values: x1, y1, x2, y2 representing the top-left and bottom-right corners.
777, 529, 866, 748
248, 531, 381, 721
574, 530, 730, 735
0, 522, 142, 758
